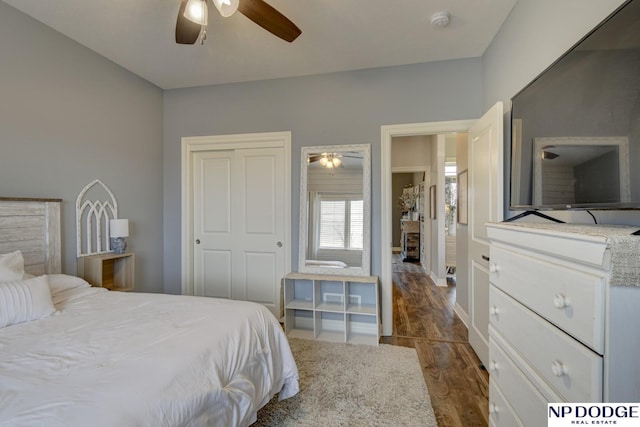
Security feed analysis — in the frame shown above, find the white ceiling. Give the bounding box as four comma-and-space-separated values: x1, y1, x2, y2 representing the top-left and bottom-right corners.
3, 0, 518, 90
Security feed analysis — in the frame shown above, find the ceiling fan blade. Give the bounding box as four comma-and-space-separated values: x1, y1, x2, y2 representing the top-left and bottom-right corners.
175, 0, 201, 44
238, 0, 301, 42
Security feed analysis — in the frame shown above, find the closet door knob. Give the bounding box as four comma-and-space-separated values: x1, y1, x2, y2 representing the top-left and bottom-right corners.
489, 262, 500, 273
489, 306, 499, 316
489, 403, 498, 414
489, 361, 499, 372
277, 241, 283, 247
195, 239, 201, 245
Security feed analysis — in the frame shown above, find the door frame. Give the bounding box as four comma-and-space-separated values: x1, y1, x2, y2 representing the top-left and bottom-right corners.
381, 120, 475, 336
181, 131, 292, 295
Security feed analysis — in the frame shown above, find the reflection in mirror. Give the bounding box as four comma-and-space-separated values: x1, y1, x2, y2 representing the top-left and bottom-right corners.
299, 144, 371, 276
533, 137, 630, 207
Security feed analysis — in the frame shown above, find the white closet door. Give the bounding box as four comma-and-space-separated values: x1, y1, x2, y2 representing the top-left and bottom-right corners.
192, 147, 286, 318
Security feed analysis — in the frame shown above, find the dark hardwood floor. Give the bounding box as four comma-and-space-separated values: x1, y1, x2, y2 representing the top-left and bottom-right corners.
380, 254, 489, 426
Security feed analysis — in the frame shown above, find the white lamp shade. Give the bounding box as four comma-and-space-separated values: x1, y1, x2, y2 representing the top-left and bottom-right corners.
212, 0, 239, 17
110, 219, 129, 238
184, 0, 208, 25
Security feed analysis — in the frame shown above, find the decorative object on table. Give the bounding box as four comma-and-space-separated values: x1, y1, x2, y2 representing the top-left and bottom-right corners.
398, 186, 417, 217
109, 219, 129, 254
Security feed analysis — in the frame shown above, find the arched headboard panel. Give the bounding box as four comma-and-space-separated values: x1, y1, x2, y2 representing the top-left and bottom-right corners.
75, 179, 118, 257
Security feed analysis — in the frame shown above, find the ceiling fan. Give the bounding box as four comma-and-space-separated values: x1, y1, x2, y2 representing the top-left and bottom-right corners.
308, 152, 363, 169
175, 0, 301, 45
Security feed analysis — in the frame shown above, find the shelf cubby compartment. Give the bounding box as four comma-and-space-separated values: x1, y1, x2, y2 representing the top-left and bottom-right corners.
315, 311, 345, 343
347, 313, 379, 346
283, 272, 380, 345
346, 281, 378, 315
285, 308, 314, 340
284, 277, 314, 310
314, 279, 345, 312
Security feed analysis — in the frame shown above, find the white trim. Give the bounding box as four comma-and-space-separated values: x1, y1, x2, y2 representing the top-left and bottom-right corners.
430, 271, 447, 287
181, 131, 292, 296
381, 119, 475, 336
391, 166, 428, 174
453, 302, 469, 329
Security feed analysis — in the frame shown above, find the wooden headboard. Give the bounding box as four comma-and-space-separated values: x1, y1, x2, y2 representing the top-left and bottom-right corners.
0, 197, 62, 275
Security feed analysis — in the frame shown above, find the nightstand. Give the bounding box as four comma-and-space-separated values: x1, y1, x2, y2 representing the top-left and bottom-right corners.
77, 253, 135, 291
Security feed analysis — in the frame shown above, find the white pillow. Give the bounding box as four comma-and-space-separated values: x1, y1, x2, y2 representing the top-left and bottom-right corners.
0, 275, 55, 328
0, 250, 25, 282
47, 274, 91, 295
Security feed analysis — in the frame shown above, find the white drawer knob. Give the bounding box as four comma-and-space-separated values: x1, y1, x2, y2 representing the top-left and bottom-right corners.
489, 306, 499, 316
489, 403, 498, 414
489, 360, 499, 372
553, 293, 571, 309
551, 360, 568, 377
489, 262, 500, 273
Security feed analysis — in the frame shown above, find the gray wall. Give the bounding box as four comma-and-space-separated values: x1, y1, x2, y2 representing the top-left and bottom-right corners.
163, 60, 483, 294
0, 2, 165, 292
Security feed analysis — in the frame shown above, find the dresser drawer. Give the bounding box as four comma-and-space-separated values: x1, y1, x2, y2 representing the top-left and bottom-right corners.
489, 335, 562, 427
490, 244, 605, 354
489, 381, 523, 427
490, 285, 603, 402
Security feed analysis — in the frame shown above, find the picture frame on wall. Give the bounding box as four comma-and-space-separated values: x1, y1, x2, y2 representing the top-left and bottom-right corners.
429, 185, 436, 219
457, 169, 468, 225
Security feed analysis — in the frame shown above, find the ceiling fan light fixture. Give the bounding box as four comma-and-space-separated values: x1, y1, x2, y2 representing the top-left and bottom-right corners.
212, 0, 240, 17
184, 0, 208, 25
318, 153, 342, 169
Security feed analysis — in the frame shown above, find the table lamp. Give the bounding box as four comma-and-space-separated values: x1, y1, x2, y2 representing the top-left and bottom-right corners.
110, 219, 129, 254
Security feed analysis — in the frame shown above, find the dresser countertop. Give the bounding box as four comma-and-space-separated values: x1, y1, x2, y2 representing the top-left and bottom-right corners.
489, 222, 640, 287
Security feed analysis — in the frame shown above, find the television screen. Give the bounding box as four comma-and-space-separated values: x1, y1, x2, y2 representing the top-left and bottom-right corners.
510, 0, 640, 210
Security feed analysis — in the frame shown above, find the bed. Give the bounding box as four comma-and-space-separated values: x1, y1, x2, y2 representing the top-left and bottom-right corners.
0, 198, 299, 426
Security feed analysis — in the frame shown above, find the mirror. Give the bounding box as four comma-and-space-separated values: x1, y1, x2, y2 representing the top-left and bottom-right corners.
299, 144, 371, 276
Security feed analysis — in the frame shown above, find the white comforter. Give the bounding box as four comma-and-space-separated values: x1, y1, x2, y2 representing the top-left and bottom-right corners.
0, 287, 299, 427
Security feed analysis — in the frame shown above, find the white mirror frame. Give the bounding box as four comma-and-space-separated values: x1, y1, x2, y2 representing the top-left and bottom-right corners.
298, 144, 371, 276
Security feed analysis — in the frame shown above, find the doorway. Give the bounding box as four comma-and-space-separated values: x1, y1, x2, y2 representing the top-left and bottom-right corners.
181, 131, 292, 318
381, 120, 474, 337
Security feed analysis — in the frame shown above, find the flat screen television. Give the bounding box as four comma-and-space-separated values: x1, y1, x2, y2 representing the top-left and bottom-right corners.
510, 0, 640, 210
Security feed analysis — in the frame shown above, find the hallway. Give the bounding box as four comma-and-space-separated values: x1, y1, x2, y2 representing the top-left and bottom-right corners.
381, 255, 489, 426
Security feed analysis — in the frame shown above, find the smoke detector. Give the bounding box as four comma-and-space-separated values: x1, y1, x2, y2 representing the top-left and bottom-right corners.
431, 11, 451, 29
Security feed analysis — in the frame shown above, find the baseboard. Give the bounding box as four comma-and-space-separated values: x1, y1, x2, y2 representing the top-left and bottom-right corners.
430, 271, 447, 287
453, 302, 469, 329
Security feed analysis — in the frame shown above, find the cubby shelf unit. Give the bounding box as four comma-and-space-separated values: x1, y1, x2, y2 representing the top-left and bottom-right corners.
283, 272, 380, 346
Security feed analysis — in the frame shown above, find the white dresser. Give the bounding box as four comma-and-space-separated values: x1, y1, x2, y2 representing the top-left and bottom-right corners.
486, 223, 640, 427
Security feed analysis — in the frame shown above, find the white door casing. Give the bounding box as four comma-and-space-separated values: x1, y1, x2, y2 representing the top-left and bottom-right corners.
468, 102, 503, 368
182, 132, 291, 319
381, 120, 475, 337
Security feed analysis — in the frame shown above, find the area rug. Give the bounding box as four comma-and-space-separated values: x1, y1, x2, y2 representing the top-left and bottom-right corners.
253, 338, 437, 426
